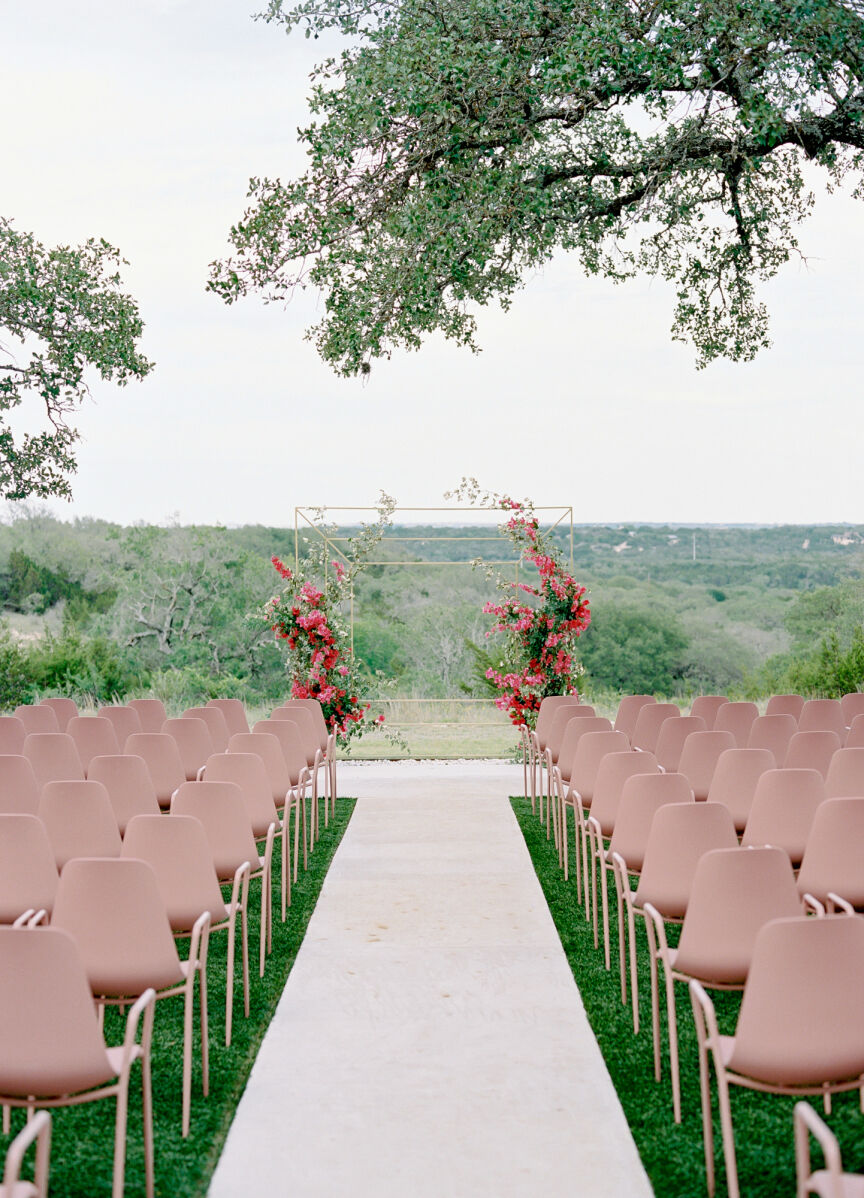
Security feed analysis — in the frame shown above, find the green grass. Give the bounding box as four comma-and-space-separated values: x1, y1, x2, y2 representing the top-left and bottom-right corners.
511, 797, 864, 1197
1, 798, 355, 1197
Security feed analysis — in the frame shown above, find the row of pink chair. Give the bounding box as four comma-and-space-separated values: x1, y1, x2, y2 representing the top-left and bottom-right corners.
522, 694, 864, 1197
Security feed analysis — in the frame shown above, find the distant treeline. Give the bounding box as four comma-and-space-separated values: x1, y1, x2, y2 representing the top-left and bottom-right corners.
2, 511, 863, 710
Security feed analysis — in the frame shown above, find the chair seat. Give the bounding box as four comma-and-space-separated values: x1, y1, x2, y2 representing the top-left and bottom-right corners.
0, 1045, 117, 1099
669, 945, 749, 988
726, 1031, 864, 1087
90, 957, 184, 998
166, 897, 229, 932
807, 1170, 864, 1198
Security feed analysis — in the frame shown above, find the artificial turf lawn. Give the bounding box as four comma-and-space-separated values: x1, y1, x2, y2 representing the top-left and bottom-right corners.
0, 798, 355, 1198
511, 796, 864, 1198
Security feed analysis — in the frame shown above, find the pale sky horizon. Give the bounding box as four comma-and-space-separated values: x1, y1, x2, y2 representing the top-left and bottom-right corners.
4, 0, 864, 529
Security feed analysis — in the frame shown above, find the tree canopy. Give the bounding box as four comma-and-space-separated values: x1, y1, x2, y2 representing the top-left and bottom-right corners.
209, 0, 864, 375
0, 219, 153, 500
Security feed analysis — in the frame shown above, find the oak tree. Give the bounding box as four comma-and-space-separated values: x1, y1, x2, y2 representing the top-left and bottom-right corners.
210, 0, 864, 375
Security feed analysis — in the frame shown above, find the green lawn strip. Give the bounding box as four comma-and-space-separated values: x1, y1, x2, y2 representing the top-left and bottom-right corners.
1, 798, 355, 1198
511, 797, 864, 1197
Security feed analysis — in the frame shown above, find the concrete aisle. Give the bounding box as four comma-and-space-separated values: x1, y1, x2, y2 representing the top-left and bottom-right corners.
208, 761, 653, 1197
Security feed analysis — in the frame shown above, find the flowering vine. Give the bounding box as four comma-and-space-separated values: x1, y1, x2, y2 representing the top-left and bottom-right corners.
446, 479, 591, 728
262, 494, 396, 745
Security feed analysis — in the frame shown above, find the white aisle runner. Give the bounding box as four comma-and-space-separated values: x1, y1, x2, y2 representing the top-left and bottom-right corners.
208, 761, 653, 1197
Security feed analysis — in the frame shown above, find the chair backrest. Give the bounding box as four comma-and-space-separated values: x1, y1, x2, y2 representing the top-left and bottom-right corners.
0, 926, 115, 1098
741, 767, 825, 866
14, 706, 59, 735
279, 699, 329, 752
654, 715, 707, 772
171, 780, 260, 880
127, 699, 169, 734
252, 720, 309, 783
607, 772, 694, 872
633, 803, 740, 918
535, 696, 585, 749
227, 732, 291, 806
183, 706, 230, 753
799, 698, 847, 743
97, 705, 143, 746
0, 717, 26, 756
688, 695, 729, 730
162, 717, 214, 782
39, 697, 78, 731
269, 708, 319, 767
122, 814, 228, 930
202, 752, 280, 838
713, 701, 759, 748
589, 752, 660, 839
706, 748, 776, 833
553, 716, 614, 775
0, 754, 41, 815
87, 754, 161, 834
672, 847, 808, 985
565, 731, 630, 802
676, 730, 738, 801
613, 695, 655, 739
784, 730, 842, 778
38, 780, 122, 870
728, 915, 864, 1086
766, 693, 805, 720
22, 733, 84, 788
797, 797, 864, 906
847, 714, 864, 750
52, 857, 182, 997
123, 733, 186, 810
544, 705, 601, 763
825, 747, 864, 800
631, 703, 680, 753
206, 698, 250, 737
66, 716, 120, 774
0, 814, 59, 922
747, 713, 798, 766
841, 692, 864, 728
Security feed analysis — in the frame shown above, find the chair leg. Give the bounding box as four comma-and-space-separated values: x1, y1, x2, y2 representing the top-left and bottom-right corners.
182, 982, 193, 1137
112, 1075, 130, 1198
142, 1046, 154, 1198
628, 899, 640, 1032
226, 919, 235, 1048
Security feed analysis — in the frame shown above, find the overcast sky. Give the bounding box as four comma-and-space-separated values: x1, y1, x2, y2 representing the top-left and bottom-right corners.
4, 0, 863, 528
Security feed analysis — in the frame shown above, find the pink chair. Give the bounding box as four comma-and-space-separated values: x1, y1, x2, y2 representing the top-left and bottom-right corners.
0, 718, 26, 756
556, 729, 629, 892
645, 844, 799, 1122
97, 705, 143, 746
206, 698, 250, 737
688, 696, 728, 730
183, 706, 230, 753
766, 693, 805, 719
705, 748, 775, 834
746, 713, 798, 766
124, 733, 186, 810
799, 698, 847, 743
87, 754, 161, 835
22, 733, 84, 789
0, 926, 155, 1198
39, 697, 78, 731
794, 1103, 864, 1198
741, 768, 825, 867
38, 780, 122, 870
841, 692, 864, 728
797, 797, 864, 910
66, 716, 120, 775
279, 698, 335, 815
127, 699, 168, 734
785, 730, 842, 778
654, 716, 707, 772
52, 856, 208, 1139
0, 755, 41, 815
613, 695, 655, 740
825, 747, 864, 799
0, 814, 59, 924
14, 706, 59, 735
632, 703, 680, 753
690, 915, 864, 1198
162, 718, 214, 782
713, 701, 759, 748
0, 1107, 51, 1198
676, 731, 737, 802
847, 713, 864, 749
